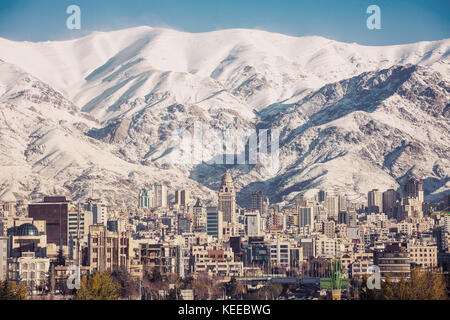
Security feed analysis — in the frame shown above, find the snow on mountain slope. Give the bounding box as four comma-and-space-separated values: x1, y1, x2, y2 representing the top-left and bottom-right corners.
234, 65, 449, 206
0, 27, 449, 206
0, 60, 220, 204
0, 27, 448, 122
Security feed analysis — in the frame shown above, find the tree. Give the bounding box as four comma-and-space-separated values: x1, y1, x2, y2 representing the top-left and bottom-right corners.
112, 266, 139, 299
56, 248, 66, 266
223, 277, 244, 299
360, 268, 447, 300
150, 268, 162, 283
0, 281, 29, 300
74, 272, 120, 300
380, 275, 395, 300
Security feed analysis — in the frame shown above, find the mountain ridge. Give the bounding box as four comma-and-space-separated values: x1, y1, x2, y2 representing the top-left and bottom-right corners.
0, 27, 448, 206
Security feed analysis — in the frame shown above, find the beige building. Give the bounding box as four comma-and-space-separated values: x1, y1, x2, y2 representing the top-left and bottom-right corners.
8, 252, 50, 292
88, 225, 131, 274
407, 242, 437, 269
218, 171, 236, 231
193, 245, 243, 277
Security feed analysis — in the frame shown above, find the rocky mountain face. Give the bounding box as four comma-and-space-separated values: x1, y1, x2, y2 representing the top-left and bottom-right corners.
0, 28, 448, 206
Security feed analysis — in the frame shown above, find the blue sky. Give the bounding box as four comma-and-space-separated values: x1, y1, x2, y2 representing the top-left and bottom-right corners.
0, 0, 448, 45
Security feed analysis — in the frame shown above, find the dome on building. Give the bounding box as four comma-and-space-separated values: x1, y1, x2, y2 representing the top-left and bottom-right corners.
16, 223, 39, 236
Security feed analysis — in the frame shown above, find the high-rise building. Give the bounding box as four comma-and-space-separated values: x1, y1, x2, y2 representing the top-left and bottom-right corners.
382, 189, 398, 218
88, 225, 131, 274
178, 213, 192, 234
298, 207, 314, 228
218, 171, 236, 226
317, 190, 327, 203
153, 184, 168, 208
251, 191, 268, 216
323, 220, 336, 239
138, 188, 150, 208
28, 196, 69, 246
338, 211, 349, 225
368, 189, 383, 213
244, 211, 261, 237
404, 178, 424, 201
192, 199, 206, 233
84, 200, 107, 226
269, 240, 290, 270
325, 196, 339, 219
175, 189, 190, 207
338, 194, 347, 212
206, 207, 223, 240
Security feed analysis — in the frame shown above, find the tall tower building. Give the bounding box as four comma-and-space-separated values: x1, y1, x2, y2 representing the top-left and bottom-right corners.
206, 207, 223, 240
338, 194, 347, 212
298, 207, 314, 228
138, 188, 149, 208
28, 196, 70, 246
368, 189, 383, 213
192, 199, 206, 233
325, 196, 339, 219
153, 184, 168, 208
218, 171, 236, 227
404, 178, 424, 202
317, 190, 327, 203
251, 191, 268, 216
382, 189, 398, 218
175, 189, 190, 207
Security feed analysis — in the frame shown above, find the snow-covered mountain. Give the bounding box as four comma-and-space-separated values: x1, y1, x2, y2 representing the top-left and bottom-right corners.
0, 27, 448, 206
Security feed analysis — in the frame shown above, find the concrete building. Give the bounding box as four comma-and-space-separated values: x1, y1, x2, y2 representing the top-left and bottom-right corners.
368, 189, 383, 213
382, 189, 398, 218
8, 252, 50, 292
407, 242, 438, 270
323, 220, 336, 239
374, 244, 411, 281
7, 222, 47, 259
193, 246, 243, 277
153, 184, 168, 208
325, 196, 339, 219
251, 191, 268, 216
88, 225, 131, 274
218, 171, 236, 228
269, 241, 290, 271
175, 189, 190, 207
28, 196, 70, 246
244, 211, 261, 237
314, 237, 336, 258
206, 207, 223, 240
139, 243, 184, 277
298, 206, 314, 228
192, 199, 206, 233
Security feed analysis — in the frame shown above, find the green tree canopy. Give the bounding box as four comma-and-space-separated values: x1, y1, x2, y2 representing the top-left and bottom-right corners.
0, 281, 29, 300
360, 267, 448, 300
74, 272, 120, 300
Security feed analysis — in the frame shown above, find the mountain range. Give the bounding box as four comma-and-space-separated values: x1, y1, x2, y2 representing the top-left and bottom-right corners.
0, 26, 448, 207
